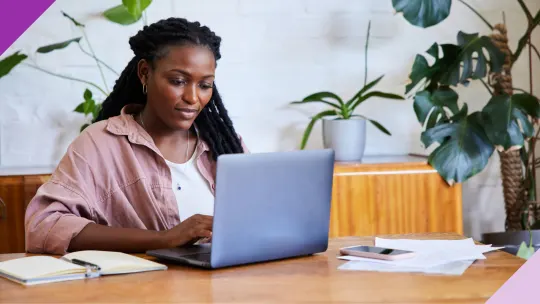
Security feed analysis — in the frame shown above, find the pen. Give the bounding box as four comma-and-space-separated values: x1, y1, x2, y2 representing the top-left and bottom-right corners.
71, 259, 101, 271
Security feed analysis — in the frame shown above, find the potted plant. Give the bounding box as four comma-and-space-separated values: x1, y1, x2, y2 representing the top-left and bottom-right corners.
0, 1, 153, 131
392, 0, 540, 258
290, 21, 404, 162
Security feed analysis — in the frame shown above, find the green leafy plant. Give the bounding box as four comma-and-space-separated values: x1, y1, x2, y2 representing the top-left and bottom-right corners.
0, 1, 153, 131
104, 0, 152, 25
290, 21, 404, 149
393, 0, 540, 253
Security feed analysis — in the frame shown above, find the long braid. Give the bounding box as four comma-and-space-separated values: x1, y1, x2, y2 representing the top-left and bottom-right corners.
94, 17, 243, 159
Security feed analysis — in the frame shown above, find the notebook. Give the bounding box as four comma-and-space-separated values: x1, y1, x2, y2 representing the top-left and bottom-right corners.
0, 250, 168, 286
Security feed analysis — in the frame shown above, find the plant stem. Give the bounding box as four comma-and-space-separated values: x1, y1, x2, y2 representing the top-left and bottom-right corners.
528, 42, 540, 63
513, 87, 529, 93
518, 0, 534, 23
513, 10, 540, 62
77, 44, 119, 76
364, 20, 371, 87
142, 11, 148, 26
458, 0, 494, 30
528, 31, 536, 198
82, 29, 109, 93
23, 63, 108, 96
529, 36, 533, 94
480, 78, 493, 95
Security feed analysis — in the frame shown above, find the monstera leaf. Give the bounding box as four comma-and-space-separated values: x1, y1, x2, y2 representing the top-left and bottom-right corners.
481, 93, 540, 152
421, 107, 495, 184
392, 0, 452, 28
442, 32, 506, 86
413, 87, 459, 128
406, 31, 505, 94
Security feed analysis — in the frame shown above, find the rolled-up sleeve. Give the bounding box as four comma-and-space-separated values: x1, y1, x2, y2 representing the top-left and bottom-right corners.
25, 135, 97, 255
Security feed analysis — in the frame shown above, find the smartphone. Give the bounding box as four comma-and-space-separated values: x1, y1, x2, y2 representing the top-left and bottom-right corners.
339, 245, 416, 260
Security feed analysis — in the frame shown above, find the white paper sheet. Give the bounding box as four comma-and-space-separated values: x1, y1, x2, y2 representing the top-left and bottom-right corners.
338, 259, 475, 276
337, 238, 505, 275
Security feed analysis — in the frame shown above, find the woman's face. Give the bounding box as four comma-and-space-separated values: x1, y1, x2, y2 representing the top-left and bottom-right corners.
138, 45, 216, 131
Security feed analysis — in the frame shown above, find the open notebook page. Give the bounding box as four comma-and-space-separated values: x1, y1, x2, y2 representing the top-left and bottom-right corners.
0, 256, 86, 281
62, 251, 167, 275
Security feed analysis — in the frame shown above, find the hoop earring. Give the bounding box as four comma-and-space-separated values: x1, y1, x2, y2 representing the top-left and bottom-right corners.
142, 83, 147, 95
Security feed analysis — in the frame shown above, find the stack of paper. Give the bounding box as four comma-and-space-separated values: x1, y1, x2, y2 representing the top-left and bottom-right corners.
337, 238, 504, 276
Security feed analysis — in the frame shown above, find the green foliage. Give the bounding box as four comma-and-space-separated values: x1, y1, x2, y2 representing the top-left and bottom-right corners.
36, 37, 82, 53
290, 76, 404, 149
482, 94, 539, 151
123, 0, 152, 19
104, 0, 152, 25
104, 5, 141, 25
290, 21, 404, 149
421, 107, 495, 184
517, 241, 535, 260
61, 11, 84, 27
75, 89, 102, 132
0, 52, 27, 78
406, 31, 505, 94
0, 2, 153, 132
397, 0, 540, 187
392, 0, 452, 28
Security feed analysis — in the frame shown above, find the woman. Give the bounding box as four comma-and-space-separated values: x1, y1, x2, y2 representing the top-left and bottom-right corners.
24, 17, 248, 255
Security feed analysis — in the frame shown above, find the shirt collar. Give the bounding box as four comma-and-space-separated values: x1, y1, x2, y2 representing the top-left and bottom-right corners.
105, 104, 211, 157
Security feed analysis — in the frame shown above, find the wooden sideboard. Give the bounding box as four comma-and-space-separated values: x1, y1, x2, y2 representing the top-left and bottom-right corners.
0, 156, 462, 253
329, 156, 462, 238
0, 174, 50, 253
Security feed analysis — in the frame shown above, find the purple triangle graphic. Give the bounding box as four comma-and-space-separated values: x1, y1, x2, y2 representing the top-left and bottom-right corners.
487, 250, 538, 303
0, 0, 56, 55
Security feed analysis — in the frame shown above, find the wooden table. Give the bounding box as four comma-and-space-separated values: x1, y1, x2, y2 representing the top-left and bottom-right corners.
0, 233, 523, 303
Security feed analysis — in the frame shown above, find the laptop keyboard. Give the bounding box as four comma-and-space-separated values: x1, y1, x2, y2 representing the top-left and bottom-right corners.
184, 253, 211, 263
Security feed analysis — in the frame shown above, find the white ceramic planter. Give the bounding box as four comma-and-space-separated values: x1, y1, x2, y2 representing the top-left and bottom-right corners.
322, 117, 366, 162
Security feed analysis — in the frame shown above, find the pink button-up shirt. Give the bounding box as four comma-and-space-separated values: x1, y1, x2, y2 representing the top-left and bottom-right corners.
24, 105, 249, 255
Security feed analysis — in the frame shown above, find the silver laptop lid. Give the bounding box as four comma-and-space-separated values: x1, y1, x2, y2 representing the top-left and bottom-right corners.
210, 149, 335, 268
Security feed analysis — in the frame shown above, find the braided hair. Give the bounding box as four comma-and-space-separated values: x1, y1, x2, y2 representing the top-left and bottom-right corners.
94, 17, 244, 160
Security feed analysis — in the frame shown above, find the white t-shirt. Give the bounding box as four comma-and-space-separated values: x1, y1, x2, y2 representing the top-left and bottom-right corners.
165, 149, 215, 222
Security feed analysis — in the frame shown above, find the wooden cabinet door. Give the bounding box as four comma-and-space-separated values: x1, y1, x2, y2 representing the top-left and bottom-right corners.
329, 162, 463, 237
0, 177, 25, 253
0, 175, 50, 253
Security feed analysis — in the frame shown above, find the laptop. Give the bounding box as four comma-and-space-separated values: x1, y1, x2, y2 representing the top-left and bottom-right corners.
146, 148, 335, 269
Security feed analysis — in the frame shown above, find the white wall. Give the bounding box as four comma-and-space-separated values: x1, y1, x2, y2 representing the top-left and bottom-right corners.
1, 0, 539, 240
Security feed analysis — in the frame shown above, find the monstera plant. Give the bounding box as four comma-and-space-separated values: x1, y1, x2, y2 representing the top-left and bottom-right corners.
392, 0, 540, 259
0, 0, 153, 131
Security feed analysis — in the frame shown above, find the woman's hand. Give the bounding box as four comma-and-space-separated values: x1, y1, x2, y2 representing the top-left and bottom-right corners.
161, 214, 213, 247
